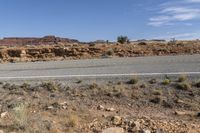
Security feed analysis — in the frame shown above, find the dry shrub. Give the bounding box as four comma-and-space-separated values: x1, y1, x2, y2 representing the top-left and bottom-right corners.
41, 81, 60, 92
176, 82, 191, 91
10, 103, 29, 130
195, 80, 200, 88
127, 77, 138, 85
66, 113, 79, 127
178, 75, 187, 82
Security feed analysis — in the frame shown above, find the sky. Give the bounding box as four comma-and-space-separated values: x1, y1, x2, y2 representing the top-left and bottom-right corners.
0, 0, 200, 41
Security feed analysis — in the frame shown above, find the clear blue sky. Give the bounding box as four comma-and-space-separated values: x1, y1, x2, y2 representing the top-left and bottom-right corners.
0, 0, 200, 41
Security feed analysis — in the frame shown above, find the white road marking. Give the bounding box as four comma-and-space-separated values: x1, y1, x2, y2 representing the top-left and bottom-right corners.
0, 72, 199, 79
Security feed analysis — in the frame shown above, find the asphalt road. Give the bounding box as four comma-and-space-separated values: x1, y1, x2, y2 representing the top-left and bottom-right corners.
0, 54, 199, 80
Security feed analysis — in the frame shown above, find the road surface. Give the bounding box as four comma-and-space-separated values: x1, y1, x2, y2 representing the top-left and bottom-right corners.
0, 55, 199, 80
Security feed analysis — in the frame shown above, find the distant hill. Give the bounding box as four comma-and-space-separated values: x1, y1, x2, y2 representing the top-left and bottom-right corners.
0, 36, 79, 45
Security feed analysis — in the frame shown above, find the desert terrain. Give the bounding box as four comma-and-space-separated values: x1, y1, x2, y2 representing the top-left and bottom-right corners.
0, 36, 199, 133
0, 76, 199, 133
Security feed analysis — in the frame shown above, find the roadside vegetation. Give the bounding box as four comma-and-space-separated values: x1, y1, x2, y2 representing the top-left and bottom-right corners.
117, 36, 130, 44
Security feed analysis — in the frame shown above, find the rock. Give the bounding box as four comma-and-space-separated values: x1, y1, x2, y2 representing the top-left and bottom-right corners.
102, 127, 124, 133
112, 116, 122, 125
140, 129, 151, 133
128, 120, 140, 132
0, 130, 4, 133
175, 110, 194, 116
62, 105, 67, 109
97, 105, 104, 110
59, 101, 68, 109
47, 106, 54, 110
175, 99, 184, 104
106, 107, 115, 112
59, 101, 67, 106
133, 121, 140, 131
1, 112, 8, 118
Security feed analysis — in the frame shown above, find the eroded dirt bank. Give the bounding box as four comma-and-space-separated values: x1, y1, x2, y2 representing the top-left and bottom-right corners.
0, 40, 200, 63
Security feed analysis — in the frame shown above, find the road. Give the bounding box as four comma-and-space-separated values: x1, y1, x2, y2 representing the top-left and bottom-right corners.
0, 54, 199, 80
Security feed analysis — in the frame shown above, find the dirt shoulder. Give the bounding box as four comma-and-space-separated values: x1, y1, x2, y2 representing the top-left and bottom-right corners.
0, 40, 200, 63
0, 76, 199, 133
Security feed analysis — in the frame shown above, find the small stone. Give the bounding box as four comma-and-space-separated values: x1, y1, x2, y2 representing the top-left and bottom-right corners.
106, 107, 115, 112
133, 121, 140, 130
175, 110, 188, 116
47, 106, 54, 110
128, 121, 140, 132
1, 112, 8, 118
175, 99, 184, 104
62, 105, 67, 109
59, 101, 67, 106
97, 105, 104, 110
102, 127, 124, 133
112, 116, 122, 125
140, 129, 151, 133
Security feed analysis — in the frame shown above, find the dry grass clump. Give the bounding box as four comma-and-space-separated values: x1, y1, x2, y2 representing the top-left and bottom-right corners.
3, 83, 20, 90
10, 103, 29, 130
178, 75, 187, 82
176, 82, 191, 91
106, 49, 114, 56
89, 82, 98, 89
195, 80, 200, 88
149, 78, 157, 84
65, 113, 79, 128
20, 82, 31, 89
150, 96, 162, 104
127, 77, 138, 85
41, 81, 60, 92
140, 83, 147, 88
76, 80, 82, 84
97, 84, 127, 98
152, 89, 162, 96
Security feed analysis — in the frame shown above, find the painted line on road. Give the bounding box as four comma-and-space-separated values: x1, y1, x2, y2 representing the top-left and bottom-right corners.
0, 72, 199, 79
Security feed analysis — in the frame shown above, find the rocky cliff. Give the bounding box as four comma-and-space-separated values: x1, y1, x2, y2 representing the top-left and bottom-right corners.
0, 40, 200, 63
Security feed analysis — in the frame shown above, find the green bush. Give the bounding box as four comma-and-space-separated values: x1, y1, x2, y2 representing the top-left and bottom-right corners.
162, 79, 171, 85
117, 36, 129, 44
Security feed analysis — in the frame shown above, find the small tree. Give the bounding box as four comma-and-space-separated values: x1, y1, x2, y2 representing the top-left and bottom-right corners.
168, 38, 176, 45
117, 36, 129, 44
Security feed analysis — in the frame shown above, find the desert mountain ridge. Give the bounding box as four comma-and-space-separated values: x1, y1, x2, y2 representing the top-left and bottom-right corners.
0, 35, 79, 45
